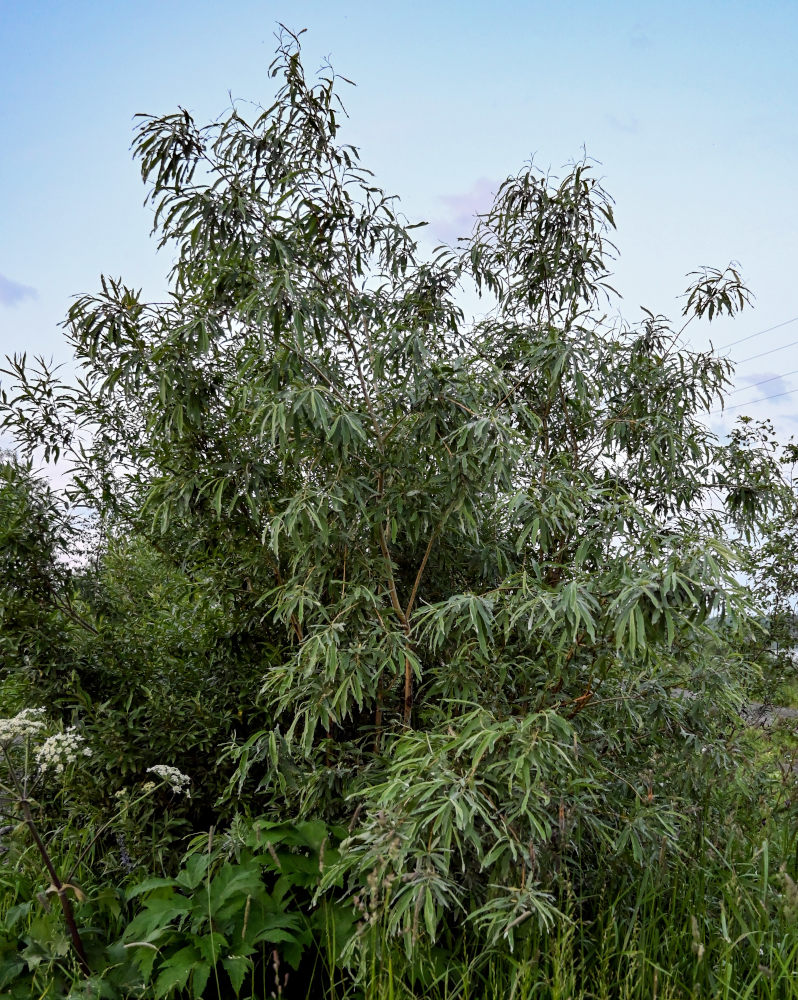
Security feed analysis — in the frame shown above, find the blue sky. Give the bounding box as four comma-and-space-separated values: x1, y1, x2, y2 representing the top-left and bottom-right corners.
2, 0, 797, 439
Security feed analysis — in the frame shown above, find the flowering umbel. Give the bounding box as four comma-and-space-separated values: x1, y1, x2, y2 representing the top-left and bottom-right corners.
0, 708, 47, 745
36, 729, 92, 775
147, 764, 191, 796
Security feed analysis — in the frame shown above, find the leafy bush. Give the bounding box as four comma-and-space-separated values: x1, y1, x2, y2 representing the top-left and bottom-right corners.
0, 25, 796, 1000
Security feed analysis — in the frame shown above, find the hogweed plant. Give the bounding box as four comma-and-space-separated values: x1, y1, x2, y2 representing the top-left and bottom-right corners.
0, 708, 93, 975
0, 706, 190, 982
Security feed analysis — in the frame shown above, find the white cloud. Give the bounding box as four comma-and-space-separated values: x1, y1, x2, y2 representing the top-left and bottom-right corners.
428, 177, 498, 245
737, 371, 790, 397
605, 114, 641, 135
0, 273, 37, 307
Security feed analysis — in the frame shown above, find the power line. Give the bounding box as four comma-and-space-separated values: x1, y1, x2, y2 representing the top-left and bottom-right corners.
713, 385, 798, 415
729, 369, 798, 395
736, 337, 798, 365
721, 315, 798, 352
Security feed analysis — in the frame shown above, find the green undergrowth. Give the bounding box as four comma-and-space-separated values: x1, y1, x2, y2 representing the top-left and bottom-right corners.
1, 799, 795, 998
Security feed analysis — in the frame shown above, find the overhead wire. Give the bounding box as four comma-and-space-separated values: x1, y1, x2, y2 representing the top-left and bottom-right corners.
728, 369, 798, 395
707, 316, 798, 415
719, 315, 798, 352
713, 385, 798, 416
735, 336, 798, 366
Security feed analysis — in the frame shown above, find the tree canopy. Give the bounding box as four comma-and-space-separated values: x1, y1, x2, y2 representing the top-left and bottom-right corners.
1, 28, 794, 994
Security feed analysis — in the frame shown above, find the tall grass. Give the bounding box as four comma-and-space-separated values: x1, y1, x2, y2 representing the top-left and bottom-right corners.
346, 825, 798, 1000
0, 800, 794, 998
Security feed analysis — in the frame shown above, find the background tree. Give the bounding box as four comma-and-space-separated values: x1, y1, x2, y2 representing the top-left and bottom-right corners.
715, 417, 798, 703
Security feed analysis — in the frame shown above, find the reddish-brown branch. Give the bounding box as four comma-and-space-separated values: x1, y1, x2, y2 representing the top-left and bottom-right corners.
378, 523, 407, 626
405, 519, 446, 622
374, 675, 384, 751
403, 654, 413, 727
565, 688, 594, 719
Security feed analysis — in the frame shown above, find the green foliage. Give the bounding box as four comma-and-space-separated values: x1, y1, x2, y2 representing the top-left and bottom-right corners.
0, 451, 279, 846
119, 818, 350, 998
0, 24, 796, 999
716, 417, 798, 703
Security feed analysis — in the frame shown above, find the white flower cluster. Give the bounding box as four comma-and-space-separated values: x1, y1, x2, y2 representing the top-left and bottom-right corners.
36, 728, 92, 775
147, 765, 191, 796
0, 708, 47, 745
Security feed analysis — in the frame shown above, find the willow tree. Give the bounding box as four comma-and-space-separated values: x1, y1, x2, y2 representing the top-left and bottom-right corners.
2, 28, 769, 947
